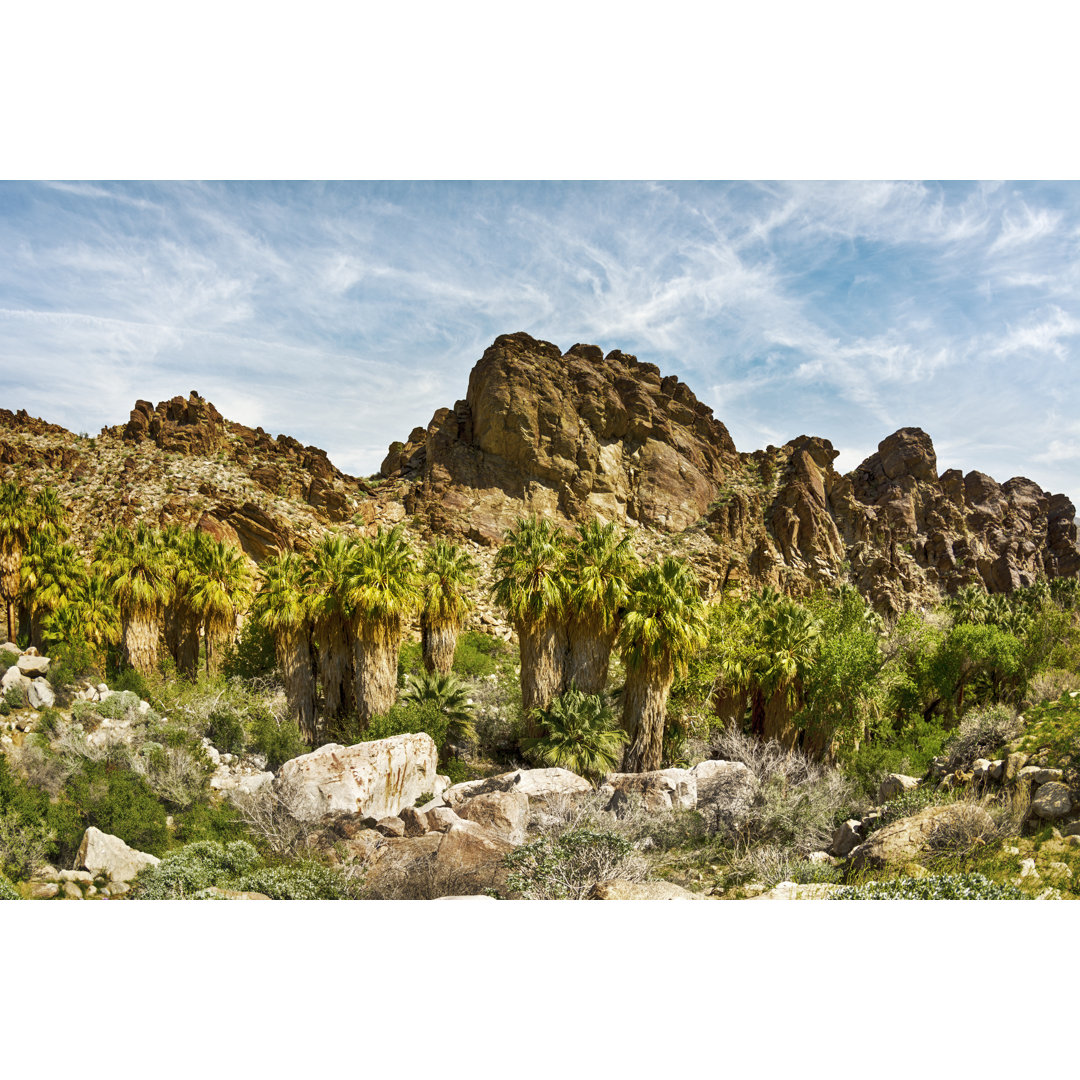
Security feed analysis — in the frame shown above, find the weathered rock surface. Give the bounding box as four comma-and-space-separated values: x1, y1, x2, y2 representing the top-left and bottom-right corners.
1031, 782, 1072, 820
877, 774, 920, 803
588, 880, 704, 900
76, 827, 160, 882
601, 769, 697, 812
16, 654, 49, 678
848, 804, 997, 870
453, 789, 529, 844
276, 734, 441, 822
27, 680, 56, 709
443, 767, 592, 809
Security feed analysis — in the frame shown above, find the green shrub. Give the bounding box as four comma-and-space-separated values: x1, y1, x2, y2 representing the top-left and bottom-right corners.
945, 703, 1021, 770
220, 619, 278, 682
0, 701, 9, 717
0, 808, 55, 880
134, 840, 263, 898
363, 700, 449, 749
46, 639, 98, 691
397, 640, 424, 683
0, 873, 19, 900
96, 690, 142, 721
833, 873, 1026, 900
35, 708, 65, 741
232, 861, 358, 900
1019, 693, 1080, 769
249, 712, 309, 770
172, 801, 251, 846
863, 785, 957, 835
4, 685, 27, 710
62, 762, 170, 857
108, 667, 153, 701
206, 706, 246, 756
0, 651, 17, 672
504, 828, 647, 899
839, 714, 950, 798
452, 631, 511, 679
522, 687, 627, 781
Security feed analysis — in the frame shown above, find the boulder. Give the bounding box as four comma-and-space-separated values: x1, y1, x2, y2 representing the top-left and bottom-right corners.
588, 880, 703, 900
601, 769, 697, 812
1, 667, 30, 694
454, 789, 529, 844
435, 822, 516, 892
76, 827, 160, 882
443, 767, 591, 809
28, 680, 56, 710
399, 806, 430, 837
1016, 767, 1064, 786
691, 759, 754, 804
16, 654, 49, 678
0, 642, 19, 656
276, 733, 440, 822
848, 803, 996, 870
1031, 782, 1072, 820
425, 806, 465, 833
375, 816, 406, 838
829, 819, 863, 857
877, 774, 920, 803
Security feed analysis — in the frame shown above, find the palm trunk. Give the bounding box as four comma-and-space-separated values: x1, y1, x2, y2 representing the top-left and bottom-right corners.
713, 685, 749, 729
178, 615, 200, 680
762, 684, 800, 750
317, 615, 353, 719
517, 615, 569, 737
801, 717, 835, 761
279, 627, 317, 744
1, 547, 21, 642
353, 619, 400, 725
621, 660, 675, 773
421, 615, 458, 676
750, 687, 767, 737
29, 608, 45, 652
565, 615, 618, 695
124, 609, 160, 675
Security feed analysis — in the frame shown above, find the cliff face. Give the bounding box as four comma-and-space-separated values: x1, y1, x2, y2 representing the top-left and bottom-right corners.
382, 333, 1080, 612
3, 332, 1078, 614
382, 333, 740, 542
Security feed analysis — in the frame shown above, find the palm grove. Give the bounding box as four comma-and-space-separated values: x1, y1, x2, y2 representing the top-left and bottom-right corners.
4, 478, 1080, 782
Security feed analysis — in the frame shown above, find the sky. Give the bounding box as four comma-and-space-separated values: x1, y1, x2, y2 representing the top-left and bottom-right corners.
2, 179, 1079, 500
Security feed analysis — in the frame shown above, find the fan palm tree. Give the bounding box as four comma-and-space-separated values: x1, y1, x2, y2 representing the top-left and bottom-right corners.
302, 533, 356, 719
948, 583, 989, 626
188, 536, 254, 674
618, 557, 707, 773
491, 516, 569, 735
522, 684, 628, 782
419, 538, 476, 675
562, 520, 639, 694
753, 598, 822, 750
161, 526, 203, 678
32, 487, 69, 542
94, 524, 174, 675
400, 669, 477, 747
0, 480, 39, 642
43, 572, 121, 660
252, 552, 317, 743
346, 525, 420, 724
20, 536, 88, 650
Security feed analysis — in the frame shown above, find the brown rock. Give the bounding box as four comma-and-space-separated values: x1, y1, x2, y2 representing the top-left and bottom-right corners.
454, 790, 529, 844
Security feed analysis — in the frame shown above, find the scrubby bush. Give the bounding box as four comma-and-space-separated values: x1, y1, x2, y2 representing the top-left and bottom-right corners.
231, 861, 359, 900
0, 651, 18, 672
4, 684, 27, 710
1025, 669, 1080, 707
206, 705, 246, 756
62, 762, 170, 856
46, 639, 98, 692
1019, 693, 1080, 769
362, 700, 450, 750
944, 703, 1021, 770
838, 714, 950, 799
453, 631, 512, 679
504, 828, 648, 899
96, 691, 142, 721
833, 873, 1026, 900
0, 808, 54, 880
34, 707, 66, 741
220, 618, 277, 681
0, 873, 19, 900
0, 701, 10, 717
249, 711, 309, 770
172, 800, 251, 846
719, 845, 843, 890
134, 840, 263, 898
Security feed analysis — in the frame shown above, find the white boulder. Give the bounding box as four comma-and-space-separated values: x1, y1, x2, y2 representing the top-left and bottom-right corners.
28, 680, 56, 710
77, 827, 160, 882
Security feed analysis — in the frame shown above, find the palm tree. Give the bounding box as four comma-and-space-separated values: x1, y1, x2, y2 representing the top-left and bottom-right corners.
162, 526, 202, 679
20, 536, 88, 650
252, 552, 317, 743
948, 583, 989, 626
563, 520, 639, 694
618, 557, 707, 773
491, 516, 569, 735
0, 481, 38, 642
346, 525, 420, 725
302, 533, 356, 720
522, 684, 628, 782
94, 524, 174, 675
400, 669, 477, 748
752, 598, 822, 750
32, 487, 69, 542
188, 536, 253, 674
43, 572, 121, 661
420, 538, 476, 675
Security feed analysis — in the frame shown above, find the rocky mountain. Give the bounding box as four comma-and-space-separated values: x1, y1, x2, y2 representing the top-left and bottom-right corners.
3, 331, 1079, 615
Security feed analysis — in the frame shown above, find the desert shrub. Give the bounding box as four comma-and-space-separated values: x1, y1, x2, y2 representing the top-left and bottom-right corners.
96, 690, 142, 721
0, 651, 17, 672
925, 801, 1004, 860
232, 860, 359, 900
70, 700, 103, 728
832, 872, 1026, 900
249, 711, 309, 770
46, 639, 98, 691
0, 808, 55, 880
5, 740, 74, 798
505, 828, 648, 899
4, 684, 27, 710
231, 780, 308, 858
220, 619, 277, 681
0, 873, 19, 900
863, 785, 956, 835
718, 845, 842, 890
1019, 693, 1080, 769
133, 840, 263, 898
397, 640, 424, 683
453, 631, 512, 679
944, 703, 1021, 770
1025, 669, 1080, 707
362, 854, 483, 900
34, 707, 66, 741
839, 714, 950, 798
109, 667, 153, 701
133, 744, 211, 810
0, 701, 9, 716
206, 705, 246, 755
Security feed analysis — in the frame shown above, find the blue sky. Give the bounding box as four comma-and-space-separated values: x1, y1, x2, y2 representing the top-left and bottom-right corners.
2, 180, 1079, 500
